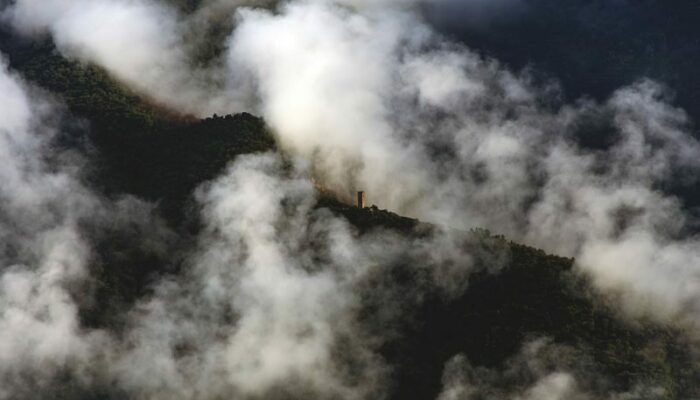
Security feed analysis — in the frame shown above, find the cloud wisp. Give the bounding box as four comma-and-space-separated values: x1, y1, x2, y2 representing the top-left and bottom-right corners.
438, 339, 669, 400
224, 0, 700, 323
0, 66, 483, 398
107, 151, 495, 399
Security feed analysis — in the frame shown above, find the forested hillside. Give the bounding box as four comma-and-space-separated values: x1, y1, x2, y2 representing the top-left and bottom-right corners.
0, 20, 698, 400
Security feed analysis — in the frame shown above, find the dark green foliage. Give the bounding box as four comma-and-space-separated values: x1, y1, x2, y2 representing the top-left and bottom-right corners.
79, 211, 178, 330
329, 205, 699, 399
0, 31, 277, 330
80, 113, 275, 327
20, 51, 158, 129
0, 28, 276, 222
0, 29, 163, 131
91, 113, 276, 222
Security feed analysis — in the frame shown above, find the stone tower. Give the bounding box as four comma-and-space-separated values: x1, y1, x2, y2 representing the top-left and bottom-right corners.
357, 191, 366, 208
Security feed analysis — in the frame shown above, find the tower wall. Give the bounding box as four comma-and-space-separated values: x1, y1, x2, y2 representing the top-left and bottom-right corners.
357, 191, 366, 208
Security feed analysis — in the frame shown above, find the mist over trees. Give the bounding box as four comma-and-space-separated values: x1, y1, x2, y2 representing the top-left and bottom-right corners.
0, 0, 699, 399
